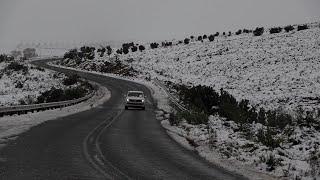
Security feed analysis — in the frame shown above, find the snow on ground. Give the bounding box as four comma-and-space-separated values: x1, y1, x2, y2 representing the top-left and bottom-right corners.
117, 22, 320, 113
54, 22, 320, 179
0, 81, 110, 149
0, 61, 67, 106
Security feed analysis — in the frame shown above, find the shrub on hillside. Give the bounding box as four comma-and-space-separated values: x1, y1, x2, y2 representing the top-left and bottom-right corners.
235, 29, 242, 35
63, 74, 79, 86
131, 46, 138, 52
106, 46, 112, 56
116, 49, 123, 54
184, 38, 190, 44
223, 32, 226, 36
203, 35, 207, 39
228, 31, 232, 36
138, 45, 145, 51
197, 36, 203, 41
253, 27, 264, 36
298, 24, 308, 31
270, 27, 282, 34
0, 54, 14, 62
284, 25, 294, 32
150, 42, 159, 49
6, 62, 28, 75
243, 29, 251, 33
190, 36, 194, 39
208, 35, 215, 42
123, 47, 129, 54
215, 32, 220, 36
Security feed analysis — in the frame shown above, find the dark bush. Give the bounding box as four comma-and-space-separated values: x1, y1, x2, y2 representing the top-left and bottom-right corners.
116, 49, 123, 54
284, 25, 294, 32
190, 36, 194, 39
106, 46, 112, 56
243, 29, 251, 33
215, 32, 220, 36
256, 128, 281, 149
123, 47, 129, 54
228, 31, 232, 36
208, 35, 215, 42
184, 38, 190, 44
270, 27, 282, 34
297, 24, 308, 31
63, 74, 79, 86
223, 32, 226, 36
6, 62, 28, 74
15, 81, 24, 88
150, 42, 159, 49
64, 87, 87, 100
131, 46, 138, 52
235, 29, 242, 35
253, 27, 264, 36
138, 45, 145, 51
203, 35, 207, 39
197, 36, 203, 41
0, 54, 14, 62
37, 87, 65, 103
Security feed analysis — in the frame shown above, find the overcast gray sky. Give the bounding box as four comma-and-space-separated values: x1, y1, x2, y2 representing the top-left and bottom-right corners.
0, 0, 319, 53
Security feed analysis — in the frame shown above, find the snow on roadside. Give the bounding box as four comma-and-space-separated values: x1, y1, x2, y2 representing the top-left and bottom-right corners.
0, 81, 110, 148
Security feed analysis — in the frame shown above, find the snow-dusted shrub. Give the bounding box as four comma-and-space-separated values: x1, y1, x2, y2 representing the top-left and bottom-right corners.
235, 29, 242, 35
270, 27, 282, 34
150, 42, 159, 49
262, 153, 281, 171
97, 47, 106, 57
208, 35, 215, 42
131, 46, 138, 52
284, 25, 294, 32
0, 54, 14, 62
197, 36, 202, 41
297, 24, 308, 31
202, 34, 207, 39
63, 74, 79, 86
184, 38, 190, 45
253, 27, 264, 36
138, 45, 145, 51
256, 128, 281, 148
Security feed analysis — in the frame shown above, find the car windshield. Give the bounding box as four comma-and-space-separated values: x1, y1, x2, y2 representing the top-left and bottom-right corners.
128, 92, 143, 97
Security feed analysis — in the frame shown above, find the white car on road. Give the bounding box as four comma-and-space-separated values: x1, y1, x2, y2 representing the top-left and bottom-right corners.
125, 91, 146, 110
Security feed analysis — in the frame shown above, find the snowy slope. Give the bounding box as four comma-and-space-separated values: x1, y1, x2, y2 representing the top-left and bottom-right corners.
0, 61, 66, 106
117, 22, 320, 113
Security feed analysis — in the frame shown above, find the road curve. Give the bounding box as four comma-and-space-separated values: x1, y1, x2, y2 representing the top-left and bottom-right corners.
0, 59, 247, 180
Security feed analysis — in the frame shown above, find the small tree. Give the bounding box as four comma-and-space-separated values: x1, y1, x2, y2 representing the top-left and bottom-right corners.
297, 24, 308, 31
184, 38, 190, 44
235, 29, 242, 35
270, 27, 282, 34
138, 45, 145, 52
284, 25, 294, 32
208, 35, 215, 42
253, 27, 264, 36
106, 46, 112, 56
131, 46, 138, 52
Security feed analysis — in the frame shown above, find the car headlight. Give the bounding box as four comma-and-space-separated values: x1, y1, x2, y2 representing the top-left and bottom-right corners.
142, 99, 145, 103
126, 99, 129, 102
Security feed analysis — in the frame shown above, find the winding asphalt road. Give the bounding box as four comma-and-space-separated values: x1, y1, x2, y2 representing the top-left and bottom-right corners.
0, 59, 246, 180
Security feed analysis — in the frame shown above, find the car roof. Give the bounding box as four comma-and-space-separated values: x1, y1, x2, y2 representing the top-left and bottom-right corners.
127, 91, 144, 93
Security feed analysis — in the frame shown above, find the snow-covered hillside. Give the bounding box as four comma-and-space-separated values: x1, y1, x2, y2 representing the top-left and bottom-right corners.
119, 23, 320, 113
0, 61, 66, 106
